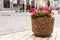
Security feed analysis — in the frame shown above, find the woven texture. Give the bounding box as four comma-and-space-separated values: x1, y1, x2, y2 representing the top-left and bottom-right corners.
32, 17, 54, 37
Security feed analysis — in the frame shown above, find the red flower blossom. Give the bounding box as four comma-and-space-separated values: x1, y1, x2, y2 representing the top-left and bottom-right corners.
29, 8, 36, 13
44, 6, 52, 13
32, 11, 37, 15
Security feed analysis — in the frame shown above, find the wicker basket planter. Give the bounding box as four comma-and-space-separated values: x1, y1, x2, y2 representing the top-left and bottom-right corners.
32, 17, 54, 37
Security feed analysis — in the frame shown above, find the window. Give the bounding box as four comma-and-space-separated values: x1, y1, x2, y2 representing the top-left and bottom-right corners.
54, 0, 60, 8
54, 0, 59, 1
4, 0, 10, 8
13, 4, 18, 7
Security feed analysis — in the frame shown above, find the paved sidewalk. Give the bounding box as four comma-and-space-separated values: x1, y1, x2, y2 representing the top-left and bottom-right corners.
0, 12, 31, 36
0, 11, 60, 36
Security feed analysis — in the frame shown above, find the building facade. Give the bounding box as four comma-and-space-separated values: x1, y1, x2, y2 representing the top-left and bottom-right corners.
0, 0, 24, 11
0, 0, 59, 11
0, 0, 37, 11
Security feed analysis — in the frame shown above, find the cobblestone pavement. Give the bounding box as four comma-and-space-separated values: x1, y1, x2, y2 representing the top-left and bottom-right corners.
0, 11, 60, 36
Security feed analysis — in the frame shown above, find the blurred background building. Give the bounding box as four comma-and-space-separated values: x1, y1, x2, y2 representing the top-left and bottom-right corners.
0, 0, 36, 11
0, 0, 60, 11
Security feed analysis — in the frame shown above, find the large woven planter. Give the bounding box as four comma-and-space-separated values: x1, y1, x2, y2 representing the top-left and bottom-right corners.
32, 17, 54, 37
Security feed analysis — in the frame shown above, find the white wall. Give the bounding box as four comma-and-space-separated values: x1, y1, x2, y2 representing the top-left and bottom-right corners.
38, 0, 46, 7
0, 0, 3, 11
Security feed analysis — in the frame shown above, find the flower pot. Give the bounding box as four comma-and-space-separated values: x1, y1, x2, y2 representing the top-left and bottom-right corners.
32, 17, 54, 37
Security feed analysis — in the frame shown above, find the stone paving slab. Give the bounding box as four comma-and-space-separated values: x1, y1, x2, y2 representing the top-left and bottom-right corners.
0, 12, 31, 36
0, 11, 60, 36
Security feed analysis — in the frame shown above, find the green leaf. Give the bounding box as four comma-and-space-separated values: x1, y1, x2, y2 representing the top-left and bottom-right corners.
46, 13, 52, 18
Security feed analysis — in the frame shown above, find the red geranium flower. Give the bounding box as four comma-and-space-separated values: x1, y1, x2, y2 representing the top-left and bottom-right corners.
44, 6, 52, 13
29, 8, 36, 13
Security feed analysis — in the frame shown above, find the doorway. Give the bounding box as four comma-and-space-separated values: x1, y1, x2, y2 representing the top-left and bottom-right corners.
3, 0, 11, 11
4, 0, 10, 8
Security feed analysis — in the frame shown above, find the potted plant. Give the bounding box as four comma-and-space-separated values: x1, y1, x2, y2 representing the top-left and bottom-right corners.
29, 6, 55, 37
